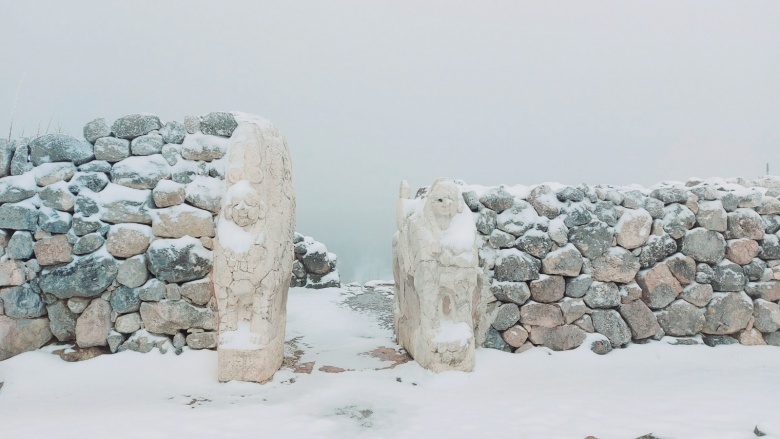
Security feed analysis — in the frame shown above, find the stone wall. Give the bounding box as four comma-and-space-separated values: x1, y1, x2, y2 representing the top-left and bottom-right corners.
419, 176, 780, 354
0, 112, 339, 361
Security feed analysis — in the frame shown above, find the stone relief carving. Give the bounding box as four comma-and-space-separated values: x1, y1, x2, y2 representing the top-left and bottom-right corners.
213, 114, 295, 383
393, 178, 482, 372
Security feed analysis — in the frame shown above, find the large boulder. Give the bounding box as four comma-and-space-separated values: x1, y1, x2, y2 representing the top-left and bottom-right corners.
0, 174, 37, 203
591, 247, 640, 283
615, 208, 652, 249
514, 229, 552, 258
146, 237, 212, 283
496, 201, 540, 236
94, 137, 130, 162
745, 281, 780, 302
116, 255, 149, 288
492, 303, 520, 331
180, 134, 228, 161
29, 134, 94, 166
39, 181, 75, 211
568, 221, 614, 259
726, 209, 764, 240
695, 200, 727, 232
475, 208, 497, 235
111, 114, 162, 139
33, 235, 73, 266
0, 315, 52, 360
528, 325, 586, 351
199, 112, 238, 137
47, 301, 77, 342
753, 299, 780, 333
75, 298, 111, 348
185, 176, 223, 213
619, 300, 661, 339
725, 239, 760, 265
540, 244, 582, 277
680, 283, 713, 307
591, 309, 631, 347
664, 253, 696, 285
139, 300, 216, 335
111, 155, 171, 190
662, 204, 696, 239
150, 204, 215, 238
494, 249, 540, 282
181, 278, 211, 306
519, 302, 564, 328
478, 187, 514, 213
83, 118, 111, 144
655, 300, 705, 336
527, 184, 561, 219
702, 292, 753, 335
636, 264, 683, 309
0, 283, 46, 318
637, 234, 678, 268
109, 286, 142, 314
0, 202, 39, 231
710, 261, 746, 292
490, 281, 530, 305
96, 184, 152, 224
681, 228, 726, 264
529, 275, 564, 303
160, 121, 187, 144
106, 224, 153, 258
38, 251, 118, 299
130, 133, 164, 156
0, 139, 13, 177
583, 281, 620, 309
0, 260, 25, 287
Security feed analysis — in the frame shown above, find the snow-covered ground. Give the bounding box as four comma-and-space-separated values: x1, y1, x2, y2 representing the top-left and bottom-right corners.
1, 286, 779, 439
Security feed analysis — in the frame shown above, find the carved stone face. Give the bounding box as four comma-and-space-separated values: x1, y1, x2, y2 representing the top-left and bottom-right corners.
427, 181, 459, 222
224, 183, 266, 228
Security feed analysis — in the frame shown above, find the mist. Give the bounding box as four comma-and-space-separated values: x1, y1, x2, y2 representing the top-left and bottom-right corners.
1, 1, 779, 282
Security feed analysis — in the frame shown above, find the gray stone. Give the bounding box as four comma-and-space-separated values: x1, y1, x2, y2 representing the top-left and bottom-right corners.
496, 201, 539, 236
547, 218, 568, 246
765, 332, 780, 346
180, 135, 227, 162
67, 297, 90, 314
71, 214, 103, 236
117, 255, 148, 288
73, 233, 104, 255
69, 172, 109, 194
584, 281, 621, 309
574, 314, 595, 332
29, 134, 94, 166
763, 215, 780, 234
33, 162, 76, 186
0, 202, 38, 231
115, 312, 142, 334
650, 187, 688, 204
462, 190, 481, 212
662, 203, 696, 239
593, 201, 620, 226
83, 118, 111, 144
615, 208, 653, 249
562, 203, 592, 228
6, 231, 34, 259
637, 234, 678, 268
529, 275, 564, 303
565, 274, 593, 298
590, 339, 613, 355
0, 174, 37, 203
490, 281, 530, 305
592, 248, 640, 283
620, 282, 643, 304
130, 133, 164, 155
94, 137, 130, 162
541, 244, 582, 277
644, 197, 665, 219
139, 300, 216, 335
172, 332, 186, 349
559, 298, 587, 324
752, 299, 780, 333
46, 300, 77, 341
0, 315, 52, 361
110, 286, 141, 314
483, 327, 510, 351
726, 209, 764, 240
9, 140, 32, 176
78, 160, 112, 173
479, 187, 514, 213
185, 177, 223, 213
38, 251, 118, 299
39, 182, 75, 212
702, 334, 738, 346
680, 282, 713, 307
528, 325, 586, 351
636, 264, 683, 309
664, 253, 696, 285
151, 204, 214, 238
199, 112, 238, 137
0, 139, 14, 177
0, 283, 45, 318
112, 114, 162, 139
681, 228, 726, 264
556, 186, 584, 202
74, 195, 100, 216
703, 292, 753, 334
619, 300, 661, 339
146, 237, 212, 283
181, 278, 211, 306
736, 190, 762, 208
160, 121, 187, 144
494, 250, 540, 282
38, 207, 72, 234
720, 192, 740, 212
292, 260, 306, 279
475, 208, 497, 235
568, 221, 613, 259
711, 261, 746, 292
138, 279, 167, 302
302, 244, 331, 275
186, 331, 217, 349
492, 303, 521, 331
519, 302, 564, 328
111, 155, 171, 190
743, 258, 767, 282
107, 331, 124, 353
744, 281, 780, 302
656, 300, 705, 336
592, 309, 631, 347
695, 263, 714, 284
760, 234, 780, 260
98, 184, 152, 224
75, 298, 111, 348
514, 229, 552, 258
308, 272, 341, 289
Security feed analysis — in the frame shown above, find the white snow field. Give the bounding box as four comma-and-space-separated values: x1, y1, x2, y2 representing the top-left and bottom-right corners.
1, 286, 779, 439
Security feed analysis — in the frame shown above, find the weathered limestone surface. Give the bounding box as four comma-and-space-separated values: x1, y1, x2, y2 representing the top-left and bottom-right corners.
213, 115, 295, 383
393, 178, 482, 372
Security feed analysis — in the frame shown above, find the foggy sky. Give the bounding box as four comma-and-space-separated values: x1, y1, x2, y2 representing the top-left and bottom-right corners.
1, 1, 779, 282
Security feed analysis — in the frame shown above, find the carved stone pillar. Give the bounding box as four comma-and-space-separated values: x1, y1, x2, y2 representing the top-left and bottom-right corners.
213, 114, 295, 383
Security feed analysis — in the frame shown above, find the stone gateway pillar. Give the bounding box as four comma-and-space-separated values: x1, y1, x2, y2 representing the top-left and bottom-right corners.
393, 178, 481, 372
213, 114, 295, 383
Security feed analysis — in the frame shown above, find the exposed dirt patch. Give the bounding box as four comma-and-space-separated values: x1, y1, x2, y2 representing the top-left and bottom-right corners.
52, 346, 108, 362
364, 346, 410, 370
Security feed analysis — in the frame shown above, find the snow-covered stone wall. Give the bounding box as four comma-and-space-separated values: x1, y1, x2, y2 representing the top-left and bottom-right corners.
418, 177, 780, 354
0, 113, 339, 361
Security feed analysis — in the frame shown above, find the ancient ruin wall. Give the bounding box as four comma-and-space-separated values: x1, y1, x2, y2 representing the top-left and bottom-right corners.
0, 112, 339, 361
410, 176, 780, 355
